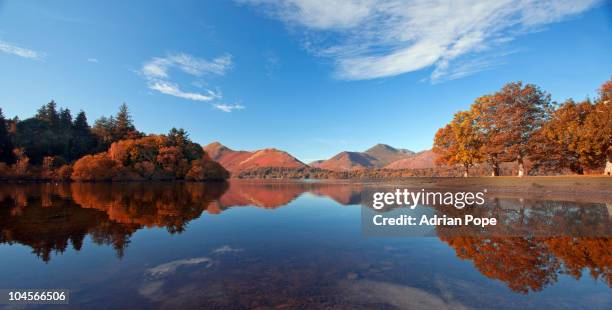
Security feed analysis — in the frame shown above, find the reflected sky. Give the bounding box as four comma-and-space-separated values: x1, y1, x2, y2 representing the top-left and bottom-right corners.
0, 181, 610, 309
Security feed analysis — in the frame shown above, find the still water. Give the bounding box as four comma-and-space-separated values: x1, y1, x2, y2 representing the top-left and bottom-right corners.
0, 181, 610, 309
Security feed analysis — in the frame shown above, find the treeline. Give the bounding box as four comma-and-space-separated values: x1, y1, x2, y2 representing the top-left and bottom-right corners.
433, 79, 612, 176
0, 102, 228, 181
233, 166, 501, 179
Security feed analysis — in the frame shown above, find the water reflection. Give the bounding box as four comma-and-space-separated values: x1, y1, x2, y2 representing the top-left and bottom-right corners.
0, 181, 610, 301
440, 236, 610, 293
0, 181, 363, 262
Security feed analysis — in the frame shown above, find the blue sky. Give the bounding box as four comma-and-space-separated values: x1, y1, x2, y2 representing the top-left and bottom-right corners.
1, 0, 611, 162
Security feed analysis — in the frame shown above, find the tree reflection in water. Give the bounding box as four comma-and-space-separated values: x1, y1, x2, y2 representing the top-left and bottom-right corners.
0, 181, 609, 295
440, 236, 610, 293
0, 182, 228, 262
435, 198, 610, 293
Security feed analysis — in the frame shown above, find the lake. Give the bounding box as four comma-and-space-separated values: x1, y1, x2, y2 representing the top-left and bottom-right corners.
0, 181, 610, 309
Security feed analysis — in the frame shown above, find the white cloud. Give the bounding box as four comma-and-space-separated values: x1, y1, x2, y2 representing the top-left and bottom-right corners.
213, 103, 245, 112
142, 53, 232, 80
0, 39, 43, 59
256, 0, 375, 29
149, 81, 221, 101
140, 53, 241, 108
241, 0, 600, 81
87, 57, 99, 63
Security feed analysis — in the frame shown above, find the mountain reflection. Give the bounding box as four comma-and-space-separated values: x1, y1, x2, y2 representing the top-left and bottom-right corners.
0, 181, 609, 295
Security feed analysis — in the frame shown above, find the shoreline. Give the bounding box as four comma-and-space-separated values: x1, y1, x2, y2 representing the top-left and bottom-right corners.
3, 176, 609, 199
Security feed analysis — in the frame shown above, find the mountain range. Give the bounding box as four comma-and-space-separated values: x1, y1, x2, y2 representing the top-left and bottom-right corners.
203, 142, 436, 173
311, 144, 420, 170
203, 142, 306, 172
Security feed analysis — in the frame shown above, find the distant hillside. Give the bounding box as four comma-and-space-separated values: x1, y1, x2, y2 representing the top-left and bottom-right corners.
385, 150, 437, 169
308, 159, 325, 166
312, 144, 415, 171
312, 151, 377, 171
364, 143, 415, 166
203, 142, 306, 173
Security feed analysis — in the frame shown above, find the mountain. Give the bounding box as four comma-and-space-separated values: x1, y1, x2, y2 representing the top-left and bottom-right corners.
384, 150, 437, 170
311, 151, 378, 171
311, 144, 415, 171
308, 159, 325, 166
203, 142, 306, 172
363, 143, 415, 166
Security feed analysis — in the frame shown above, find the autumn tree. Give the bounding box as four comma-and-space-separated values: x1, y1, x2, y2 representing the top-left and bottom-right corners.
433, 110, 483, 177
471, 96, 504, 176
479, 82, 552, 176
529, 100, 593, 174
577, 79, 611, 174
71, 153, 120, 181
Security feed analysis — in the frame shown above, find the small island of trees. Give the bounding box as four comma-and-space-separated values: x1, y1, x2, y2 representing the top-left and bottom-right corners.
0, 103, 228, 181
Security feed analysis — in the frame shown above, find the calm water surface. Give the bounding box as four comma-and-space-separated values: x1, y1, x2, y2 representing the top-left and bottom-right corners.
0, 181, 610, 309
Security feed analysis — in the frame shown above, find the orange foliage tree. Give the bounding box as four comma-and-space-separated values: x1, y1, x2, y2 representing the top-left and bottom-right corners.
529, 100, 593, 174
71, 153, 120, 181
529, 78, 611, 174
478, 82, 552, 176
433, 110, 483, 177
578, 80, 611, 174
72, 128, 228, 181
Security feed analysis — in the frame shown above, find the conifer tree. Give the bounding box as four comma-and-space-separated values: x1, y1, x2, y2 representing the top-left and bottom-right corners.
0, 108, 15, 163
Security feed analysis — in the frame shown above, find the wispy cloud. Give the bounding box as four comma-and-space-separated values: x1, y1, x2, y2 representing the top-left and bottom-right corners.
241, 0, 600, 82
150, 81, 221, 101
140, 53, 242, 109
213, 103, 245, 112
142, 53, 232, 80
87, 57, 99, 63
0, 39, 43, 59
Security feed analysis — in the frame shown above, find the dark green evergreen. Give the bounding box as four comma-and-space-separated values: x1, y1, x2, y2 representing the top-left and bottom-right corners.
0, 108, 15, 164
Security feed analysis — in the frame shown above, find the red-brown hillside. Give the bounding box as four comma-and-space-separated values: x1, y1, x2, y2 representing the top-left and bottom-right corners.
384, 150, 438, 169
203, 142, 306, 173
311, 144, 415, 171
363, 143, 414, 166
311, 151, 377, 171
